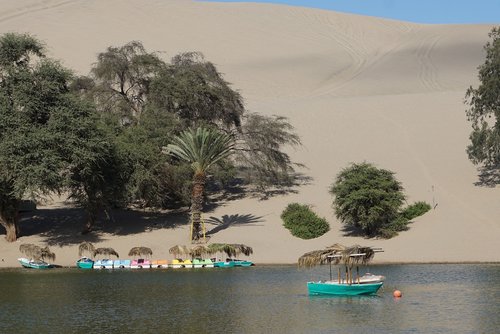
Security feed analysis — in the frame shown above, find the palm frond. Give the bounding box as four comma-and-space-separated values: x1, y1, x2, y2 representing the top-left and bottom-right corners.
298, 244, 378, 268
169, 245, 190, 257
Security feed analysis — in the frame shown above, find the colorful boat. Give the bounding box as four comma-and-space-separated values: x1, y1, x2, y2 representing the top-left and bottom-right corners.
18, 257, 51, 269
151, 260, 169, 269
192, 258, 214, 268
213, 259, 235, 268
307, 281, 384, 296
113, 259, 131, 269
171, 259, 193, 269
76, 257, 94, 269
93, 259, 114, 269
130, 258, 151, 269
299, 245, 385, 296
232, 259, 254, 267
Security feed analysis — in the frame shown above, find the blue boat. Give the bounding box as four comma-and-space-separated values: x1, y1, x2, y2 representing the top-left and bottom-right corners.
93, 259, 114, 269
232, 259, 254, 267
113, 259, 131, 269
76, 257, 94, 269
18, 257, 51, 269
213, 260, 235, 268
307, 281, 383, 296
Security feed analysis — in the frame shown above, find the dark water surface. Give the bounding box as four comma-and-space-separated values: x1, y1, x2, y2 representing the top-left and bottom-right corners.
0, 264, 498, 333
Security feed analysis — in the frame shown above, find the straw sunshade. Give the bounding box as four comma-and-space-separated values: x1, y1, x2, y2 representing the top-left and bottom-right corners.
169, 245, 190, 257
298, 244, 375, 268
19, 243, 56, 261
78, 242, 96, 257
189, 245, 211, 258
207, 243, 253, 258
93, 247, 119, 258
128, 247, 153, 258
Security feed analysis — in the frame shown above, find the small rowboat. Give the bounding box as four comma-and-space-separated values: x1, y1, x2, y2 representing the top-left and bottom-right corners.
18, 257, 51, 269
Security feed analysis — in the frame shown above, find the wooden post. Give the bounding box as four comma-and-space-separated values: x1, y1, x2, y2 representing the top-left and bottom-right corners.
338, 267, 341, 284
357, 266, 360, 284
329, 259, 332, 281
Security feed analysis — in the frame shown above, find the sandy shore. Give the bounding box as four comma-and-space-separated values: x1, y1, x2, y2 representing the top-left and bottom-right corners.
0, 0, 499, 267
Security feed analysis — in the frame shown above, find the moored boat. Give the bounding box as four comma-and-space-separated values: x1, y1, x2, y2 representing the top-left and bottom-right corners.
113, 259, 131, 269
232, 259, 254, 267
299, 244, 385, 296
93, 259, 114, 269
213, 259, 235, 268
131, 258, 151, 269
192, 258, 214, 268
171, 259, 193, 269
76, 257, 94, 269
151, 260, 169, 269
18, 257, 51, 269
307, 281, 383, 296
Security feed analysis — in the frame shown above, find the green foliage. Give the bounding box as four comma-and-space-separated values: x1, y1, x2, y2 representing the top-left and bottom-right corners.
330, 162, 406, 237
281, 203, 330, 239
402, 201, 431, 220
465, 26, 500, 167
0, 33, 113, 239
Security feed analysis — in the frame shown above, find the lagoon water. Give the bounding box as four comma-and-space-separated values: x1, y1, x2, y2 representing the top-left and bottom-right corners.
0, 264, 498, 333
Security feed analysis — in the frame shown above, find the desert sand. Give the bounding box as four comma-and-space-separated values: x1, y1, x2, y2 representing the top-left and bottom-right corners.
0, 0, 499, 267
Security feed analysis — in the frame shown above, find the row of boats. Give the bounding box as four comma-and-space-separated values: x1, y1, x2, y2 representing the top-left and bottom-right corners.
77, 257, 254, 269
18, 257, 253, 269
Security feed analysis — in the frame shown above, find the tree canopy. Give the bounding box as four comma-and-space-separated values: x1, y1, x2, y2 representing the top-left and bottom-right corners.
465, 26, 500, 170
330, 162, 405, 237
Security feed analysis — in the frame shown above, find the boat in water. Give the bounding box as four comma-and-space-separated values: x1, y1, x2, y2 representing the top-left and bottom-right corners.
192, 258, 214, 268
18, 257, 52, 269
93, 259, 114, 269
76, 257, 94, 269
114, 259, 132, 269
299, 244, 385, 296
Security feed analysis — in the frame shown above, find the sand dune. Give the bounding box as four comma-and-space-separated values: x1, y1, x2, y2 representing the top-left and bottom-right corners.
0, 0, 498, 266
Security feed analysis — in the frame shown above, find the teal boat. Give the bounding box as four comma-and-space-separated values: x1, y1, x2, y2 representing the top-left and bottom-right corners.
299, 244, 385, 296
213, 260, 235, 268
76, 257, 94, 269
18, 257, 51, 269
232, 259, 254, 267
307, 281, 383, 296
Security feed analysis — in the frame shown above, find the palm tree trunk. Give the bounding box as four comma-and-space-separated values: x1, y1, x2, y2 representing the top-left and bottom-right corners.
191, 171, 206, 241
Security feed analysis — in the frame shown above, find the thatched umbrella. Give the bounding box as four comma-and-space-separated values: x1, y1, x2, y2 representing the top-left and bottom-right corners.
298, 243, 346, 267
93, 247, 119, 258
189, 245, 212, 258
78, 241, 96, 257
231, 244, 253, 257
40, 246, 56, 261
19, 243, 41, 260
207, 243, 237, 258
169, 245, 190, 258
128, 247, 153, 258
19, 244, 56, 261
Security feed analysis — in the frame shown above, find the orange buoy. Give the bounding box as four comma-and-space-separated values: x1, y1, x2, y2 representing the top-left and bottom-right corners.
393, 290, 402, 298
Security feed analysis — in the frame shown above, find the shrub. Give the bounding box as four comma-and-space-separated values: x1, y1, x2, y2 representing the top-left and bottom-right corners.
402, 201, 431, 220
330, 162, 405, 237
281, 203, 330, 239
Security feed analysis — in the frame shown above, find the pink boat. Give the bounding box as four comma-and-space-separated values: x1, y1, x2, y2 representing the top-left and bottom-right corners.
130, 258, 151, 269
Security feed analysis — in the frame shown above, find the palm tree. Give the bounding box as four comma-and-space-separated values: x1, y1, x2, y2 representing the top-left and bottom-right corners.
164, 127, 234, 241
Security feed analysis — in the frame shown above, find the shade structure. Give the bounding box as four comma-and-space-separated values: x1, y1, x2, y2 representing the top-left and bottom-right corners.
128, 247, 153, 257
169, 245, 190, 257
93, 247, 119, 258
298, 244, 376, 268
78, 241, 96, 257
19, 243, 56, 261
189, 245, 211, 257
207, 243, 253, 258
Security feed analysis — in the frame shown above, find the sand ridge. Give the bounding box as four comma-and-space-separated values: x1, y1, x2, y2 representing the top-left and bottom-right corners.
0, 0, 498, 267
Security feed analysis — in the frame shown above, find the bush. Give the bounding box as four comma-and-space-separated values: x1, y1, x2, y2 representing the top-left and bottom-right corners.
281, 203, 330, 239
330, 162, 405, 237
402, 201, 431, 220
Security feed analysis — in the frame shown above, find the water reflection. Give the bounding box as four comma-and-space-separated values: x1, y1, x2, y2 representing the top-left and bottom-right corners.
0, 265, 498, 333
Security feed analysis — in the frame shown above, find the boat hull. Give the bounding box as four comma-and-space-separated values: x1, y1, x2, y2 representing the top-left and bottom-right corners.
18, 258, 51, 269
307, 281, 383, 296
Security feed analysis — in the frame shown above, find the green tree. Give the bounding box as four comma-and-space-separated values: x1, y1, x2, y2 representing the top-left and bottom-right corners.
465, 27, 500, 169
164, 127, 234, 241
330, 162, 405, 237
0, 33, 111, 240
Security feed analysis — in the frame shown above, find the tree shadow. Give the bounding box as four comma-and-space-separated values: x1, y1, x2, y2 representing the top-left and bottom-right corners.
205, 213, 264, 236
474, 165, 500, 187
16, 207, 189, 246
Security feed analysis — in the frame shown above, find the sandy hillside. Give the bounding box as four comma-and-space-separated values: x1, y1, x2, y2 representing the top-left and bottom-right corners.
0, 0, 498, 266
